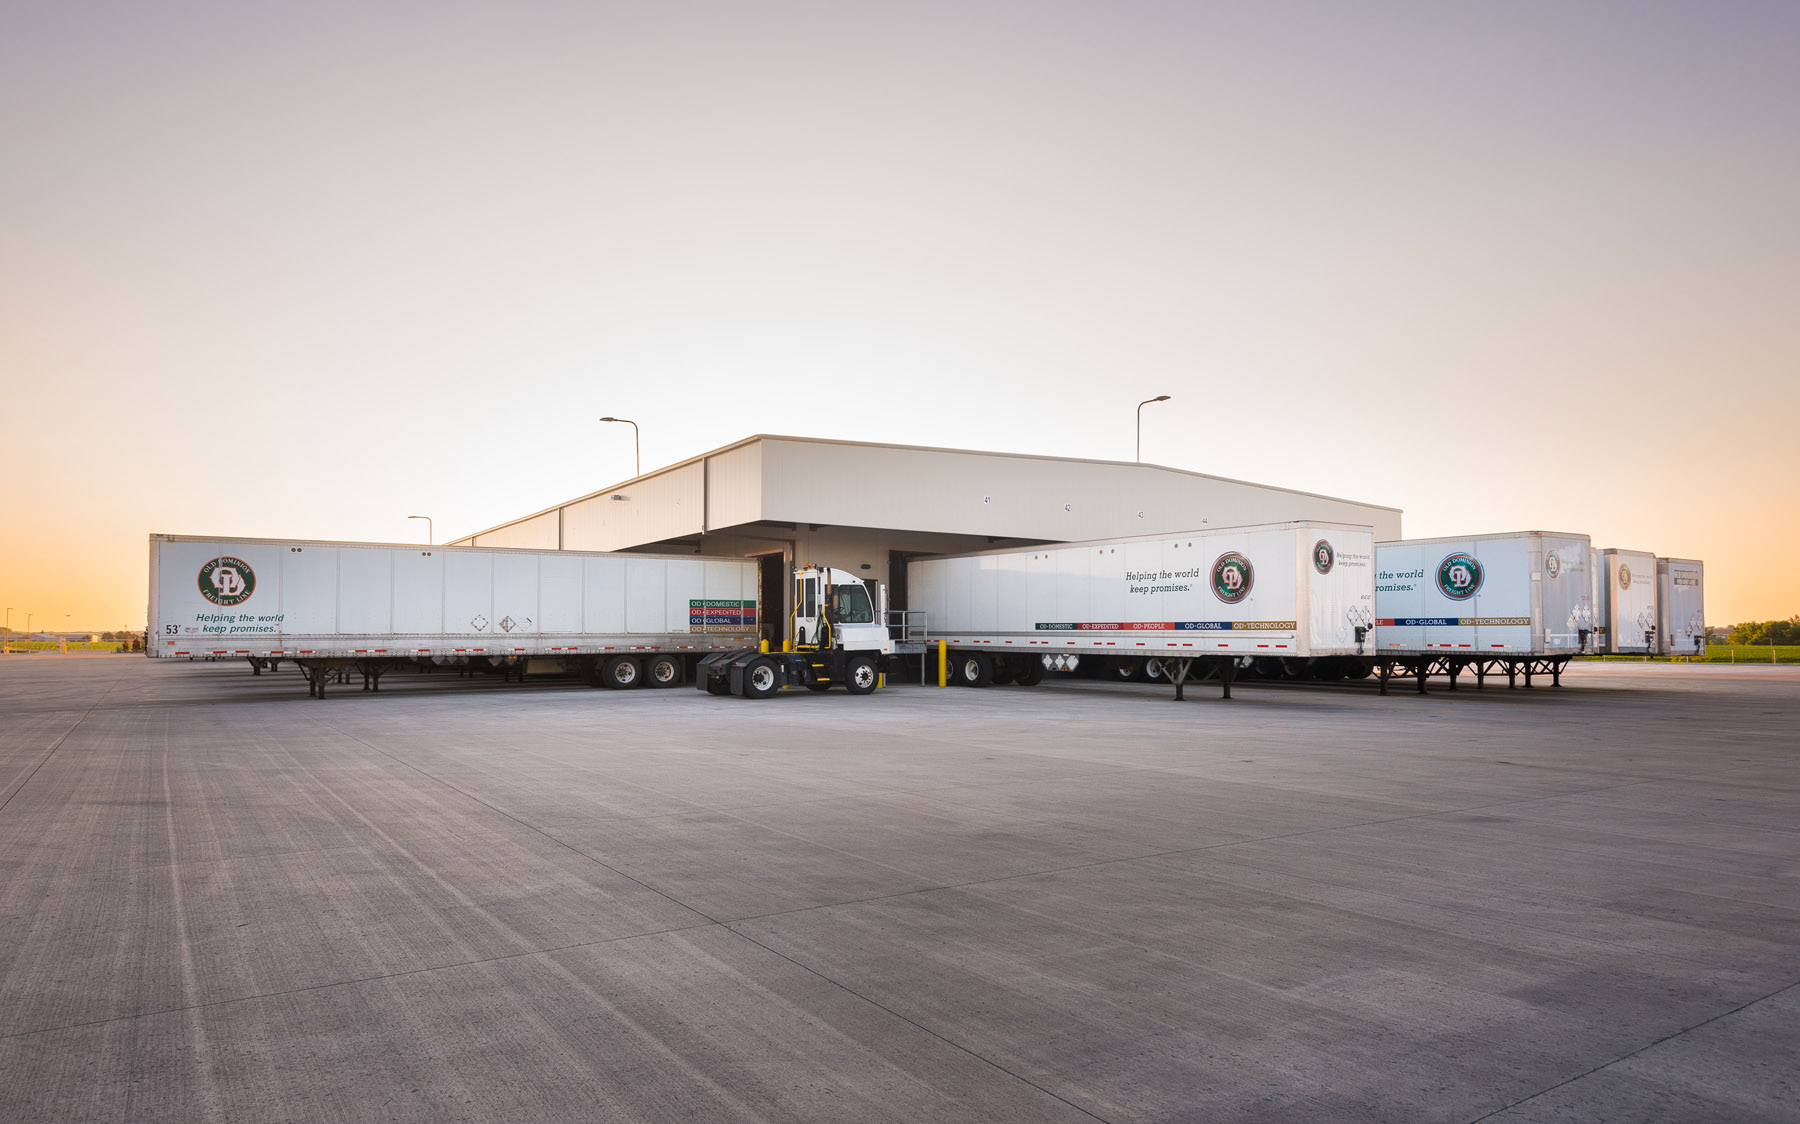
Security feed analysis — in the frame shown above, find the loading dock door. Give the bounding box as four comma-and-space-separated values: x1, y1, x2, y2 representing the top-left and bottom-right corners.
756, 551, 787, 647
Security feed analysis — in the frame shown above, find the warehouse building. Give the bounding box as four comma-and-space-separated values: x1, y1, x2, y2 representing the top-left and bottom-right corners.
450, 434, 1401, 643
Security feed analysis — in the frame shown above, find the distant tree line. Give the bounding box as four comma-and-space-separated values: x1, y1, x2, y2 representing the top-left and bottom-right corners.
1727, 617, 1800, 645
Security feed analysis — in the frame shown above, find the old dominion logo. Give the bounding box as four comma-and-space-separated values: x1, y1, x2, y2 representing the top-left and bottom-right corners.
1435, 552, 1482, 601
1211, 552, 1254, 604
198, 557, 256, 606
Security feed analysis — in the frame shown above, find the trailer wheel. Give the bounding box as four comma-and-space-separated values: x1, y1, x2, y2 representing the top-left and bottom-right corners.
603, 656, 642, 689
1013, 658, 1045, 687
742, 657, 780, 699
955, 652, 993, 687
645, 654, 683, 688
990, 662, 1016, 686
1143, 658, 1166, 682
845, 657, 879, 695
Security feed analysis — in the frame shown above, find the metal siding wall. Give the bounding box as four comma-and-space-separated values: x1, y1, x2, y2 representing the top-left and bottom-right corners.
706, 442, 762, 529
757, 438, 1400, 543
473, 510, 559, 550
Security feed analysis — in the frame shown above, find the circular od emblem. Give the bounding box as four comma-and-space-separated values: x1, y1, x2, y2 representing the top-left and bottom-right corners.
1211, 552, 1254, 604
1312, 540, 1335, 574
1618, 563, 1632, 590
198, 557, 256, 606
1545, 551, 1561, 579
1436, 552, 1482, 601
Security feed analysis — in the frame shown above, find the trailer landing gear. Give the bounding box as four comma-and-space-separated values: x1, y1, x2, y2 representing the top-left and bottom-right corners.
297, 659, 355, 698
1377, 656, 1572, 695
1169, 657, 1238, 701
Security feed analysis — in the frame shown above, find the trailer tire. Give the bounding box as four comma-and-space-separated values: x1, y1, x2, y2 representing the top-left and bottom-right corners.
603, 656, 642, 689
1013, 658, 1045, 686
645, 654, 683, 688
845, 656, 879, 695
742, 657, 781, 699
990, 663, 1016, 686
1112, 660, 1142, 682
954, 652, 993, 687
1143, 658, 1166, 681
805, 681, 832, 692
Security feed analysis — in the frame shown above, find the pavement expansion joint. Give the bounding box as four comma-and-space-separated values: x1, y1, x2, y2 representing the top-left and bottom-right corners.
300, 712, 730, 927
0, 919, 721, 1043
720, 921, 1120, 1124
1460, 975, 1800, 1124
0, 674, 124, 816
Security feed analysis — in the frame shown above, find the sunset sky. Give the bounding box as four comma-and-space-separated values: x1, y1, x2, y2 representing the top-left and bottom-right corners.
3, 1, 1795, 630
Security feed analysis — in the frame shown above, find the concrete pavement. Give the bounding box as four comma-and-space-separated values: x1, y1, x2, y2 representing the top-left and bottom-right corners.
1, 658, 1795, 1122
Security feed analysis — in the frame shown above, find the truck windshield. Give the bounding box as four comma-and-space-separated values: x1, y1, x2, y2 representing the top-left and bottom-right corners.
829, 583, 874, 624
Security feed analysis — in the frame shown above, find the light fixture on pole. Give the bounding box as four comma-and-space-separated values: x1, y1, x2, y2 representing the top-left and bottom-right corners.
1137, 396, 1171, 462
407, 515, 433, 545
599, 417, 640, 477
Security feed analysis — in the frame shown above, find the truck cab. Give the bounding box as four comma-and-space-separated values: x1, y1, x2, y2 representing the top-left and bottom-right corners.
697, 565, 891, 698
792, 565, 893, 656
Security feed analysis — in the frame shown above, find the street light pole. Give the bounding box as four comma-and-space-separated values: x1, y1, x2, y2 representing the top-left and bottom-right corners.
407, 515, 434, 545
1137, 396, 1171, 462
4, 608, 10, 653
599, 417, 640, 477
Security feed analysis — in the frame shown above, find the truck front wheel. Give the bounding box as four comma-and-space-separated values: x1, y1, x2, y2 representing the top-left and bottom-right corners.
742, 658, 781, 699
845, 656, 879, 695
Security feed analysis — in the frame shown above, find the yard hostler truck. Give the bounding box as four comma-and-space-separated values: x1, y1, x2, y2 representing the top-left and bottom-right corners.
148, 535, 760, 696
695, 565, 893, 697
1373, 531, 1595, 691
908, 521, 1377, 699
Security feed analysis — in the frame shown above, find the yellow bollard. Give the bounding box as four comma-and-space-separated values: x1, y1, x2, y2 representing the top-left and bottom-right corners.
937, 639, 947, 687
759, 639, 768, 654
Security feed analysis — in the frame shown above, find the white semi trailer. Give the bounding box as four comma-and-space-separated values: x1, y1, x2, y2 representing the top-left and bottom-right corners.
1656, 558, 1706, 657
905, 521, 1376, 699
1594, 548, 1659, 654
1373, 531, 1595, 690
148, 535, 760, 696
